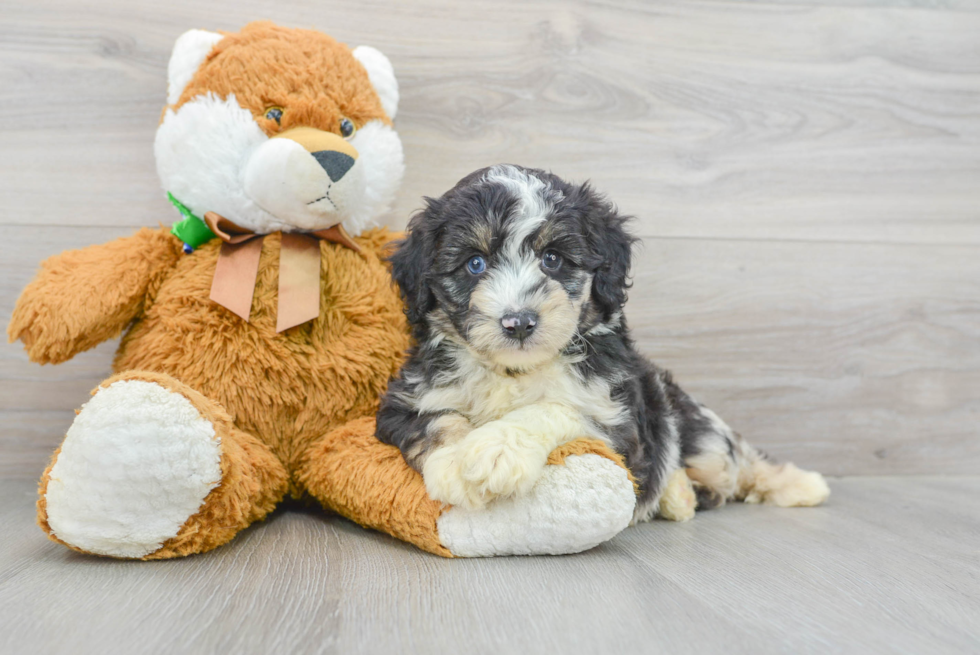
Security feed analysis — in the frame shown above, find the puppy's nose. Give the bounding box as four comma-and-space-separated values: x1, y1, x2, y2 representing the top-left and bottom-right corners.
501, 311, 538, 342
312, 150, 355, 182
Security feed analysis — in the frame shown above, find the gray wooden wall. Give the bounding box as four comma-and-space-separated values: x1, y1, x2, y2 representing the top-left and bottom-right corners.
2, 0, 978, 478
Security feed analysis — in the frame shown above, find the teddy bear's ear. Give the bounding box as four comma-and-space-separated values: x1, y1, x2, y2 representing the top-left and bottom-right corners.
352, 46, 399, 120
167, 29, 224, 106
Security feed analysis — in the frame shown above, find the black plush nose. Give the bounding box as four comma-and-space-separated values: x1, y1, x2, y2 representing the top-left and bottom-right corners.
501, 311, 538, 342
312, 150, 355, 182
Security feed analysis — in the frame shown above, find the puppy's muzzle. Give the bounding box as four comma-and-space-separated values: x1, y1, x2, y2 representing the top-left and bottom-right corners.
501, 310, 538, 342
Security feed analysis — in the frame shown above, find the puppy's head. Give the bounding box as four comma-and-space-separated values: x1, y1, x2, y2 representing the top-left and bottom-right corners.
392, 165, 634, 370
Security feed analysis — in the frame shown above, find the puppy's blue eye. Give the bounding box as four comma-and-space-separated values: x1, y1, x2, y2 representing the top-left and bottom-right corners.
542, 250, 562, 271
466, 255, 487, 275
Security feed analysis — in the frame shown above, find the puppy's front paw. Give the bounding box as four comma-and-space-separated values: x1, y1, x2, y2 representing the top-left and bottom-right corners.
456, 422, 551, 505
422, 444, 486, 509
421, 423, 554, 510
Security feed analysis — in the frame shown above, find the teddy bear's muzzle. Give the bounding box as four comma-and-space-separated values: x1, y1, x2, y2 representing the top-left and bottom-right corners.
243, 127, 364, 230
274, 126, 359, 180
312, 150, 355, 182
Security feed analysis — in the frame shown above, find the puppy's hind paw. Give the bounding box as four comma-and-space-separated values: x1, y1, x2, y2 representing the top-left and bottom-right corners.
659, 469, 696, 522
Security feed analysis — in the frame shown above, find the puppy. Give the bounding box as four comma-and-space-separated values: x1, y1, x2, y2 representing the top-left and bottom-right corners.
377, 165, 829, 520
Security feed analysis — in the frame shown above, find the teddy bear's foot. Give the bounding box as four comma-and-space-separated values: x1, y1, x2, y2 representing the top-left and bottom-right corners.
38, 371, 288, 559
300, 419, 636, 558
435, 441, 637, 557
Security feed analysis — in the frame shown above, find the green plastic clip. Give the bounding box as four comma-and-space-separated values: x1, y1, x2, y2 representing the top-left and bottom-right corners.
168, 192, 216, 250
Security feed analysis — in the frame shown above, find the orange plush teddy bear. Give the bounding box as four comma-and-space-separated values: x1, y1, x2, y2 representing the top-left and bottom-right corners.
8, 22, 638, 559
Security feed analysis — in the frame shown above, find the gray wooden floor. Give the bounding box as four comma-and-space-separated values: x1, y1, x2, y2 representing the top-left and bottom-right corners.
0, 476, 977, 654
2, 0, 979, 653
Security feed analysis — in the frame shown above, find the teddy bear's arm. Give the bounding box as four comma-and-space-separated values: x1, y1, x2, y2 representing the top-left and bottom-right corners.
7, 227, 182, 364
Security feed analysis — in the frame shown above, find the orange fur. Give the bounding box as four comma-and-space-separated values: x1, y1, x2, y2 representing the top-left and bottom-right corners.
19, 225, 414, 557
111, 228, 410, 484
173, 22, 391, 135
7, 228, 181, 365
298, 416, 452, 557
547, 439, 637, 492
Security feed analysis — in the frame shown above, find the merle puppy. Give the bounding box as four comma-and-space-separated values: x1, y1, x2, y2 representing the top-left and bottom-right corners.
377, 165, 829, 520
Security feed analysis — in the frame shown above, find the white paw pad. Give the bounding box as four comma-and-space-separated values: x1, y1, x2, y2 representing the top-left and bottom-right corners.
436, 453, 636, 557
44, 380, 222, 558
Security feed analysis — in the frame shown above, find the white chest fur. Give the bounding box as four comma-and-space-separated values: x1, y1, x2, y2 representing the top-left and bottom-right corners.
415, 350, 628, 430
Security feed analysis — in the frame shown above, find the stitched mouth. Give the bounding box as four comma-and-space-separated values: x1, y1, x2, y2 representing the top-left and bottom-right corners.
307, 189, 337, 210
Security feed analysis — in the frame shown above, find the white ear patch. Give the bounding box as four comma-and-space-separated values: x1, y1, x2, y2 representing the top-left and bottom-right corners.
167, 29, 224, 106
352, 45, 399, 119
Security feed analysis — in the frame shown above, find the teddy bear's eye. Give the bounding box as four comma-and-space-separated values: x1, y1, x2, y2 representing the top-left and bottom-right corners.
265, 107, 283, 124
340, 117, 355, 138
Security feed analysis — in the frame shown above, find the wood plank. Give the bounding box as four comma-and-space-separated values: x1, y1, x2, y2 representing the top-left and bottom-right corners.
613, 476, 980, 654
1, 476, 978, 654
3, 225, 978, 476
0, 1, 978, 244
0, 411, 67, 480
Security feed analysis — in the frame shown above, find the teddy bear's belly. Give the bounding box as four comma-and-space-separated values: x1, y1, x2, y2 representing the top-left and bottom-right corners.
113, 236, 410, 478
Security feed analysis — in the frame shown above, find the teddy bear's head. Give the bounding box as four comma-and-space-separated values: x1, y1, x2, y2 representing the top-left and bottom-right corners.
155, 22, 403, 236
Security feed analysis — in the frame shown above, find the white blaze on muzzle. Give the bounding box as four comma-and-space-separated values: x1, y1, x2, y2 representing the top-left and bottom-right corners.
480, 255, 549, 318
243, 127, 364, 231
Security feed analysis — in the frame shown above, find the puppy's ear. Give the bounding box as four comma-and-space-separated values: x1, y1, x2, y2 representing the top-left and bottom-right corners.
389, 200, 439, 326
584, 186, 635, 318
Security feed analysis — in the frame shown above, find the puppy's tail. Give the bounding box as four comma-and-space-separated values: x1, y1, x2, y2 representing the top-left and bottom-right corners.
732, 439, 830, 507
685, 418, 830, 509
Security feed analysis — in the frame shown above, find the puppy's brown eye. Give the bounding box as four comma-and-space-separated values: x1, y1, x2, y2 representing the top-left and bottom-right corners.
542, 250, 562, 271
265, 107, 283, 124
340, 117, 355, 138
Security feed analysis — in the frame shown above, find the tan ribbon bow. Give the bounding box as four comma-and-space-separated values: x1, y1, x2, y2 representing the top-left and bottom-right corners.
204, 212, 362, 333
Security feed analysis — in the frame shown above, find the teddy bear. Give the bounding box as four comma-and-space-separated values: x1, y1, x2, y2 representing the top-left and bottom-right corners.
8, 22, 641, 560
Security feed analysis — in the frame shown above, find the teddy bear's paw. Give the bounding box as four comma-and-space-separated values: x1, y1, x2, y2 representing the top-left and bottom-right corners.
436, 449, 636, 557
456, 422, 551, 501
42, 379, 223, 558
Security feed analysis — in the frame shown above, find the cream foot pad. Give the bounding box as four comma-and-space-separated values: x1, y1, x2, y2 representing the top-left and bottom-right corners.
43, 380, 222, 558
